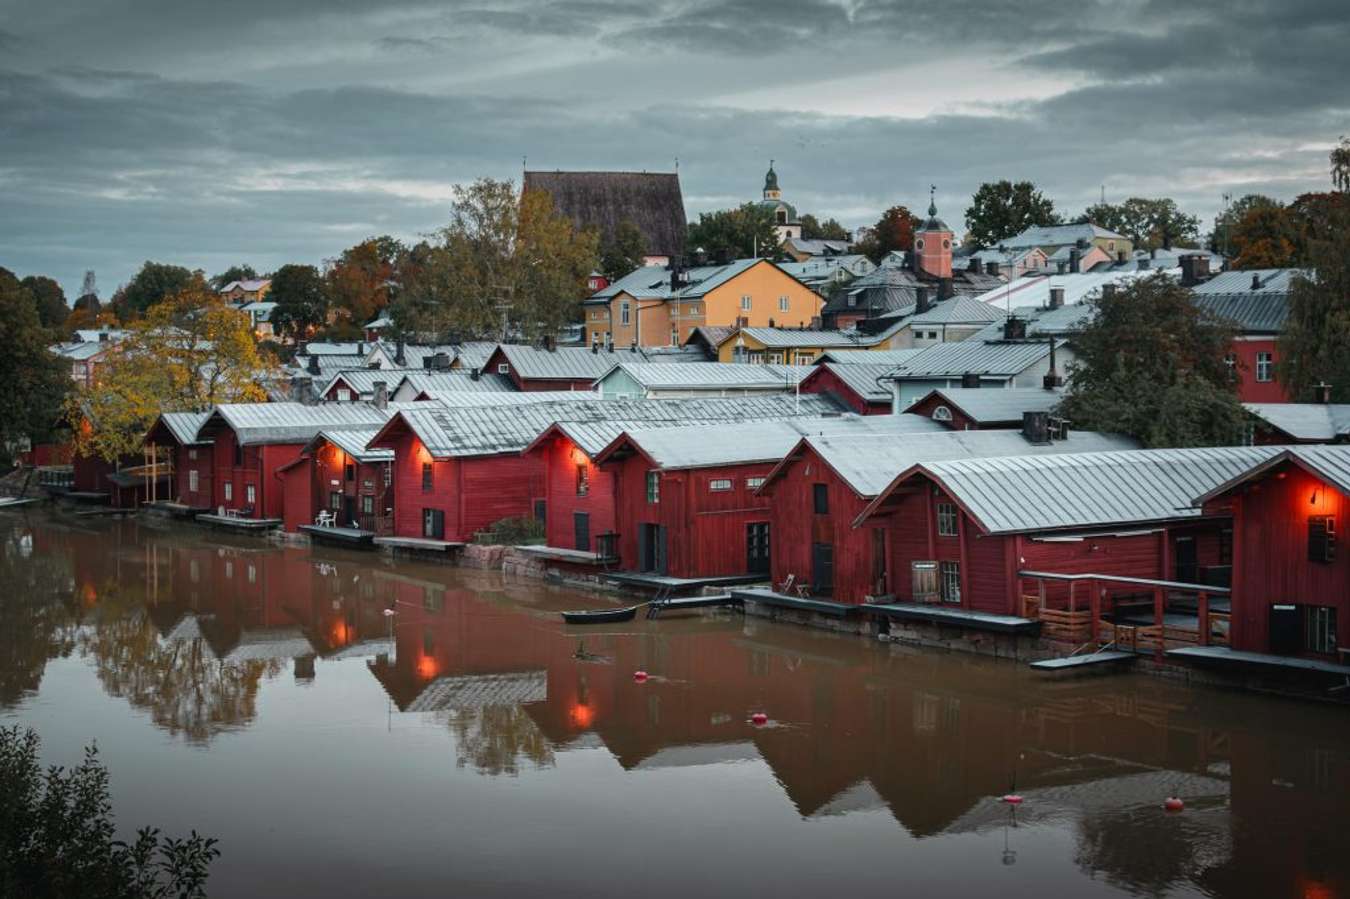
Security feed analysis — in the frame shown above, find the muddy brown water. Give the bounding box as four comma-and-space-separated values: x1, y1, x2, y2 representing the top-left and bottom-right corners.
2, 511, 1347, 898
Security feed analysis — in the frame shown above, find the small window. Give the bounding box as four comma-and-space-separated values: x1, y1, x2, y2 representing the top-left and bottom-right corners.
937, 502, 958, 537
646, 471, 660, 503
741, 295, 752, 311
362, 495, 374, 515
337, 387, 351, 402
746, 476, 766, 489
576, 462, 590, 496
497, 363, 510, 374
670, 328, 679, 346
245, 484, 256, 505
383, 464, 392, 487
709, 478, 732, 492
942, 239, 950, 250
330, 491, 343, 511
769, 352, 784, 365
422, 462, 433, 492
224, 482, 233, 502
916, 238, 925, 250
1309, 515, 1336, 563
345, 463, 355, 482
621, 302, 631, 325
187, 448, 197, 461
1256, 352, 1274, 383
813, 483, 829, 514
1305, 606, 1338, 654
188, 469, 199, 493
939, 560, 961, 603
932, 406, 953, 422
778, 296, 789, 312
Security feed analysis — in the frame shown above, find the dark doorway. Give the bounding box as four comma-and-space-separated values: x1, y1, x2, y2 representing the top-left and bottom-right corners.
1174, 535, 1198, 583
811, 543, 834, 596
1269, 604, 1300, 654
422, 508, 444, 540
639, 524, 668, 575
746, 522, 770, 575
870, 528, 888, 595
574, 512, 590, 552
341, 495, 356, 528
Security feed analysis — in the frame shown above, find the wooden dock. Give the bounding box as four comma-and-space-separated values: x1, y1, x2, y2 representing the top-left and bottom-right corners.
868, 602, 1041, 635
1166, 646, 1350, 677
196, 513, 283, 532
299, 525, 376, 547
731, 587, 857, 619
1030, 650, 1137, 672
609, 572, 766, 594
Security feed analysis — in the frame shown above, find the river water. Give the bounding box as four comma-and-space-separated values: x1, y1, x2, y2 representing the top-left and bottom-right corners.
2, 511, 1347, 898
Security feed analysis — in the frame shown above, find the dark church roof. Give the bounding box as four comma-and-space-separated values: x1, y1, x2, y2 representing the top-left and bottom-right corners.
523, 170, 686, 258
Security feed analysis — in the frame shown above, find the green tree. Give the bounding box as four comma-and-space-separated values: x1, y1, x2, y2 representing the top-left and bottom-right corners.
1082, 197, 1200, 250
853, 205, 920, 263
268, 264, 330, 343
19, 276, 67, 328
799, 214, 851, 241
1331, 135, 1350, 193
685, 203, 780, 260
0, 272, 70, 465
112, 262, 196, 320
209, 264, 258, 290
599, 219, 646, 281
1278, 157, 1350, 400
0, 726, 219, 898
963, 180, 1059, 248
1058, 274, 1245, 447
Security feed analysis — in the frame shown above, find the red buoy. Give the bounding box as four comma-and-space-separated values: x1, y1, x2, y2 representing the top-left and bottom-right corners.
1001, 794, 1024, 805
751, 712, 769, 726
1164, 796, 1185, 812
633, 670, 648, 683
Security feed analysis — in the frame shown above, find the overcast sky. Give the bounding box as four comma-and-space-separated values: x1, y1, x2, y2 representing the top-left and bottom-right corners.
1, 0, 1346, 297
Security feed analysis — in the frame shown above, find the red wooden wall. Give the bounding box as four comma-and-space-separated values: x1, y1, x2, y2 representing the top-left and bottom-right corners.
207, 430, 301, 519
536, 436, 618, 552
799, 367, 888, 415
1229, 337, 1289, 403
905, 394, 983, 430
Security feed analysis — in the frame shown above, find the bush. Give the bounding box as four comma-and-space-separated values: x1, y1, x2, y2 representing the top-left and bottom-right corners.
0, 726, 219, 899
473, 516, 545, 545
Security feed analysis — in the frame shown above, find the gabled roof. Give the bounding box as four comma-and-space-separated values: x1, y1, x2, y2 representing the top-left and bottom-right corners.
814, 349, 926, 367
877, 446, 1281, 534
1194, 445, 1350, 505
197, 402, 396, 445
765, 428, 1136, 500
383, 395, 844, 459
1243, 403, 1350, 441
903, 296, 1007, 327
219, 279, 270, 293
1000, 222, 1128, 249
1191, 268, 1308, 295
421, 390, 602, 407
491, 344, 619, 381
299, 428, 393, 464
807, 363, 896, 403
595, 413, 943, 470
784, 238, 855, 256
913, 387, 1064, 424
718, 328, 861, 350
885, 339, 1063, 379
393, 370, 516, 396
319, 368, 415, 399
523, 170, 686, 258
1191, 292, 1288, 334
146, 410, 212, 447
596, 362, 810, 391
589, 258, 768, 303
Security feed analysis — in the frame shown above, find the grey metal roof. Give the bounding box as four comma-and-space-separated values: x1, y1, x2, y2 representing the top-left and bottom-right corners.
199, 402, 398, 445
886, 339, 1062, 379
388, 395, 843, 458
154, 411, 212, 446
590, 258, 763, 302
916, 387, 1065, 424
394, 370, 516, 395
1191, 268, 1308, 295
406, 670, 548, 712
495, 344, 623, 380
814, 363, 896, 402
904, 296, 1007, 326
1243, 403, 1350, 441
814, 349, 926, 367
1192, 292, 1288, 333
597, 362, 811, 390
318, 368, 416, 399
914, 446, 1282, 534
304, 428, 393, 463
1000, 222, 1128, 249
50, 341, 114, 361
966, 269, 1171, 312
609, 414, 944, 470
730, 328, 862, 349
421, 390, 601, 407
1194, 444, 1350, 504
804, 428, 1137, 498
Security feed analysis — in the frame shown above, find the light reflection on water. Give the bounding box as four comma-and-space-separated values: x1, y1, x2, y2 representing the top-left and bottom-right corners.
2, 512, 1348, 899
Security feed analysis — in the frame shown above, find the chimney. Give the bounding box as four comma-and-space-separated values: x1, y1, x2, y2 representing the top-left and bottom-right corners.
1069, 247, 1081, 274
470, 367, 481, 381
968, 257, 982, 272
307, 354, 320, 376
1056, 261, 1068, 275
1022, 410, 1051, 445
985, 261, 1000, 277
372, 380, 388, 410
938, 277, 954, 301
543, 335, 555, 352
395, 339, 407, 366
715, 247, 731, 266
357, 341, 365, 356
1251, 273, 1263, 290
961, 372, 981, 389
1043, 338, 1063, 389
591, 338, 599, 354
607, 339, 614, 353
915, 287, 931, 315
431, 352, 451, 370
1048, 287, 1065, 310
1003, 316, 1027, 340
693, 247, 708, 266
291, 375, 313, 403
1316, 382, 1333, 404
630, 340, 638, 353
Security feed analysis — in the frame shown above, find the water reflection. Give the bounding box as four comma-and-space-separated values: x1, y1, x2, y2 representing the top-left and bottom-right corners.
2, 513, 1349, 899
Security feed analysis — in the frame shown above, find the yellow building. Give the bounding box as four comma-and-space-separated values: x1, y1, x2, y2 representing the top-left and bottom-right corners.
218, 278, 271, 305
584, 258, 823, 349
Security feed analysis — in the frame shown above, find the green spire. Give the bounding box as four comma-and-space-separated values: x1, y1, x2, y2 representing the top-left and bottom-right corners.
764, 160, 778, 193
928, 184, 937, 217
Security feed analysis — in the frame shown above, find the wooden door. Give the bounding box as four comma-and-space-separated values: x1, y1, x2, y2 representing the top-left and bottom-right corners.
422, 508, 444, 540
574, 512, 590, 552
654, 526, 669, 575
746, 522, 771, 575
810, 543, 833, 596
911, 561, 938, 602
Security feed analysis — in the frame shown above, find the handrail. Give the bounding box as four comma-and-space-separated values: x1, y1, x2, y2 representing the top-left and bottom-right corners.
1017, 570, 1230, 594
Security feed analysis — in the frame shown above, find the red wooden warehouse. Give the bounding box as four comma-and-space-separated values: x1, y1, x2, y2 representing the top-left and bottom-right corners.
798, 363, 895, 415
278, 428, 395, 534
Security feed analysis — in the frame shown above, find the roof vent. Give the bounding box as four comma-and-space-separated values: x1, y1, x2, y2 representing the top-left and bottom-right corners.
307, 355, 320, 376
1251, 273, 1262, 290
1003, 316, 1027, 341
1048, 287, 1065, 310
1022, 411, 1051, 445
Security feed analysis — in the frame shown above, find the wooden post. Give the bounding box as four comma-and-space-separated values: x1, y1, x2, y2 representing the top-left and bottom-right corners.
1153, 585, 1165, 659
1197, 591, 1209, 647
1090, 580, 1100, 645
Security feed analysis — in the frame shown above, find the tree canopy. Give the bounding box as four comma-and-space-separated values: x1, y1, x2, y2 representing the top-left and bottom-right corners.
853, 205, 919, 263
268, 264, 330, 343
69, 281, 276, 462
19, 275, 68, 328
325, 237, 402, 327
963, 181, 1059, 248
112, 262, 197, 320
1081, 197, 1200, 250
1057, 274, 1245, 447
0, 270, 70, 465
799, 214, 851, 241
685, 203, 780, 261
599, 219, 646, 281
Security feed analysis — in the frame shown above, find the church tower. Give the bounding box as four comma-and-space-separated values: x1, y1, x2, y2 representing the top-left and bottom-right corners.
914, 186, 953, 279
759, 161, 800, 242
763, 161, 781, 201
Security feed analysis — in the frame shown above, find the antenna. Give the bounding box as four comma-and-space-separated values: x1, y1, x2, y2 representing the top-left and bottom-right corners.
674, 156, 679, 172
1100, 184, 1105, 205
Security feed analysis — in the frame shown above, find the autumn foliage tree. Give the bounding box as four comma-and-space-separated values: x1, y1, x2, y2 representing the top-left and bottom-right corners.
325, 236, 403, 328
854, 205, 920, 262
68, 280, 276, 463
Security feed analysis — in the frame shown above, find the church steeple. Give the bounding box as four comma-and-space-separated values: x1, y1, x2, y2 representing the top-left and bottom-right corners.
763, 160, 780, 200
915, 184, 953, 279
927, 184, 937, 218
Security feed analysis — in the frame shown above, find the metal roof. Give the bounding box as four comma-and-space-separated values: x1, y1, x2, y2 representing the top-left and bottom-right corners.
1191, 268, 1308, 295
590, 258, 763, 302
388, 395, 843, 458
886, 339, 1062, 379
813, 363, 896, 402
152, 411, 212, 446
604, 414, 944, 470
802, 428, 1137, 499
304, 428, 393, 463
814, 349, 925, 367
318, 368, 416, 398
1000, 222, 1128, 249
915, 387, 1065, 423
1192, 292, 1288, 333
969, 269, 1172, 312
494, 344, 624, 380
393, 370, 516, 395
420, 390, 602, 407
727, 328, 862, 349
199, 402, 398, 445
1243, 403, 1350, 441
597, 362, 811, 390
1194, 444, 1350, 504
50, 341, 114, 360
911, 446, 1282, 534
904, 296, 1007, 326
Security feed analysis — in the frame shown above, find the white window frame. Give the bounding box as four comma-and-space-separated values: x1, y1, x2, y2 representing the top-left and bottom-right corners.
497, 363, 510, 374
1256, 352, 1274, 383
746, 476, 766, 489
741, 295, 752, 311
709, 478, 733, 492
939, 560, 961, 603
224, 481, 233, 502
245, 484, 256, 505
932, 406, 953, 422
621, 302, 631, 325
188, 469, 199, 493
937, 502, 958, 537
337, 387, 351, 402
646, 470, 660, 503
778, 296, 789, 312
